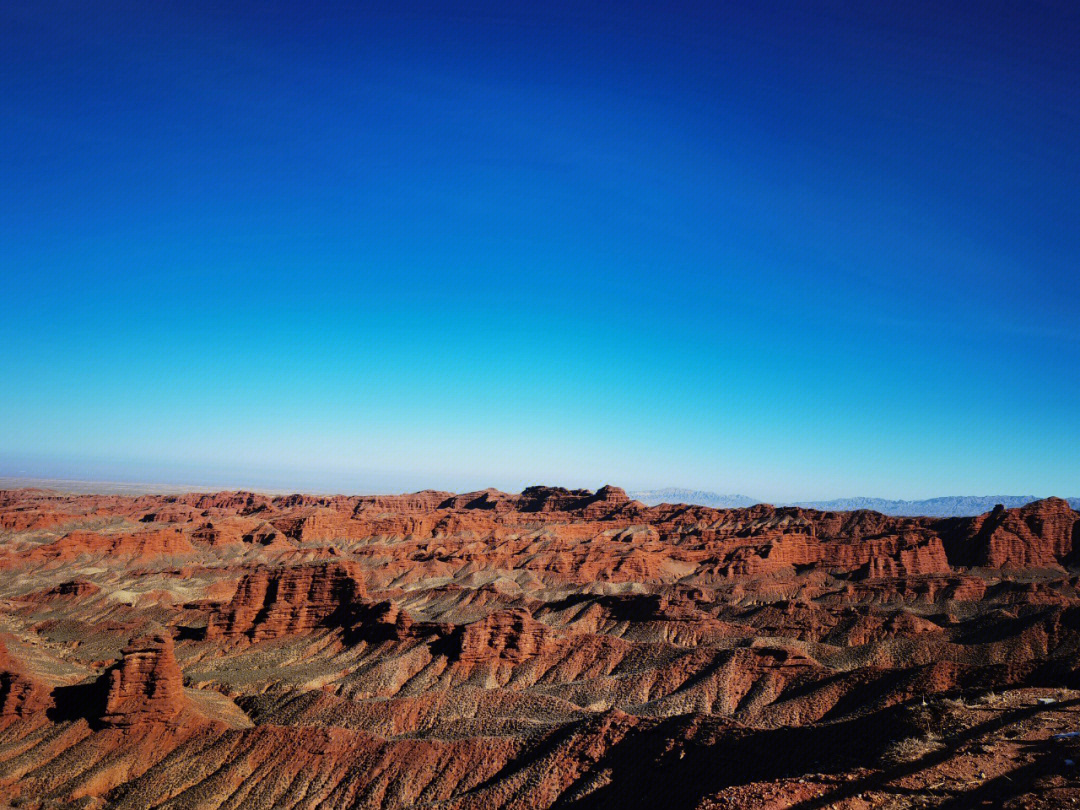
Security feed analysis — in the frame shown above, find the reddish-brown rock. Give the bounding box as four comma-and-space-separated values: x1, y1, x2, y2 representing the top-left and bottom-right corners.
945, 497, 1079, 569
1, 487, 1079, 809
453, 609, 557, 663
18, 579, 102, 603
99, 632, 187, 727
0, 637, 51, 721
15, 527, 195, 566
206, 561, 367, 640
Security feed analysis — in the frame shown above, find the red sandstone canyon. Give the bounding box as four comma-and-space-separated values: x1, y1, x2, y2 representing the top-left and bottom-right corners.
3, 485, 1080, 808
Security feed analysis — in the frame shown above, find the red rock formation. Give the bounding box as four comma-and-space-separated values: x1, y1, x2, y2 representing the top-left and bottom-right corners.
352, 600, 417, 641
206, 561, 367, 640
16, 527, 195, 566
49, 579, 101, 598
189, 518, 255, 546
99, 632, 187, 727
18, 579, 102, 603
1, 488, 1080, 809
0, 637, 51, 721
242, 520, 293, 548
454, 609, 557, 663
511, 484, 637, 516
945, 497, 1079, 569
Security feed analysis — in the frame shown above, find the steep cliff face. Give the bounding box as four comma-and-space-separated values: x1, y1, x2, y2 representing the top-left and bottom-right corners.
943, 498, 1079, 569
513, 484, 637, 516
206, 562, 367, 640
99, 632, 187, 727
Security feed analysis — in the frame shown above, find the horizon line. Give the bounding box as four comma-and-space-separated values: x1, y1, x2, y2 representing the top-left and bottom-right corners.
2, 476, 1076, 505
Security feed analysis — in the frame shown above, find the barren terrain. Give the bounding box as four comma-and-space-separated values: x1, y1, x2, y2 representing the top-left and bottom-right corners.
2, 486, 1080, 808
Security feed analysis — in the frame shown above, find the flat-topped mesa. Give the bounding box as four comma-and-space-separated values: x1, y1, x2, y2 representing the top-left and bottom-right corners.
270, 509, 355, 542
436, 488, 515, 512
206, 561, 367, 641
515, 485, 635, 516
176, 490, 274, 514
515, 486, 596, 513
943, 497, 1080, 569
352, 490, 455, 515
99, 632, 186, 727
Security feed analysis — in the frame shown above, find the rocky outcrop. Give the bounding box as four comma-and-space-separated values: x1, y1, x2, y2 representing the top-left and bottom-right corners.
453, 609, 558, 663
943, 497, 1079, 569
0, 637, 51, 721
351, 600, 417, 642
99, 632, 187, 727
18, 527, 195, 566
271, 509, 355, 542
17, 579, 102, 604
241, 521, 293, 548
514, 484, 637, 516
45, 579, 101, 599
206, 562, 367, 640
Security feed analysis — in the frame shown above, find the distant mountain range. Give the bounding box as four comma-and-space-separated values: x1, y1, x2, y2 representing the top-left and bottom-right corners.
4, 479, 1078, 518
628, 489, 760, 509
629, 489, 1080, 517
788, 495, 1080, 517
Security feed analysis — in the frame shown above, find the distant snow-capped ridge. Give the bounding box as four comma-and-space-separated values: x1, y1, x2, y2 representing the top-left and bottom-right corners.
630, 490, 1080, 517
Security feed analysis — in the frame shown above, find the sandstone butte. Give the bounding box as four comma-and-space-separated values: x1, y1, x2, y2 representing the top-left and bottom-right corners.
1, 486, 1080, 808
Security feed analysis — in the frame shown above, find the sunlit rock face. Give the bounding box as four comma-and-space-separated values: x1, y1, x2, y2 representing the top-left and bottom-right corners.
99, 632, 187, 727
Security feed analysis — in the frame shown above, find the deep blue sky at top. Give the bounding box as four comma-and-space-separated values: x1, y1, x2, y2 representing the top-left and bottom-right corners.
2, 1, 1078, 500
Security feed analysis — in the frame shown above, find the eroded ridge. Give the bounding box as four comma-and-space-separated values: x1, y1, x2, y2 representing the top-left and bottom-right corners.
2, 487, 1080, 808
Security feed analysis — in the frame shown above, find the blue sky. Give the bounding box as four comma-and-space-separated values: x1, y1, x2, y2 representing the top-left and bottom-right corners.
2, 1, 1078, 500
